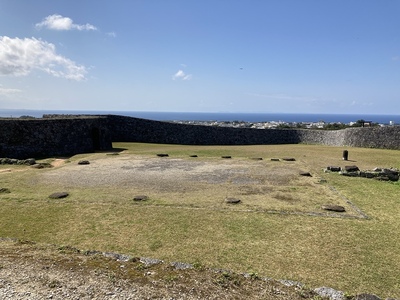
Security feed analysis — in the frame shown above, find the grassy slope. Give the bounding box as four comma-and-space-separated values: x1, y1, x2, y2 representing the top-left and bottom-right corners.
0, 143, 399, 298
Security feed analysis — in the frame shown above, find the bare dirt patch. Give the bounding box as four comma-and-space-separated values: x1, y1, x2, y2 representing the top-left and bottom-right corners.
33, 154, 364, 218
51, 159, 67, 168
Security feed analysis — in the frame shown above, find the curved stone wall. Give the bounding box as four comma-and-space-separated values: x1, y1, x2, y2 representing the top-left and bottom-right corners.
1, 114, 400, 159
107, 115, 400, 149
342, 126, 400, 149
296, 129, 346, 147
106, 115, 302, 145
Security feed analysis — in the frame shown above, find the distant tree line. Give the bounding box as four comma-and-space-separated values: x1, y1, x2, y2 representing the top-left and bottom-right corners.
322, 119, 378, 130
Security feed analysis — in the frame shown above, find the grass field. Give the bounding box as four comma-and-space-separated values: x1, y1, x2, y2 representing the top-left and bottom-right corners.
1, 143, 399, 298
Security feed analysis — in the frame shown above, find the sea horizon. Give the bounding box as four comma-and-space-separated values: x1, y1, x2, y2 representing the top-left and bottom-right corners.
1, 108, 399, 124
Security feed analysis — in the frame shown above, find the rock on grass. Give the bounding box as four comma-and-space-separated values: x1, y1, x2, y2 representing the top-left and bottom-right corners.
49, 192, 69, 199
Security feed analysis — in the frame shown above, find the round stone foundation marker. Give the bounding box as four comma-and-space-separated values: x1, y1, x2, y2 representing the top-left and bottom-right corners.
225, 197, 241, 204
282, 157, 296, 161
133, 195, 148, 201
49, 192, 69, 199
299, 172, 312, 177
322, 204, 345, 212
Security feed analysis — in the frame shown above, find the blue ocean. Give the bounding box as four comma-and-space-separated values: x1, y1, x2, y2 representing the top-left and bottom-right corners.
1, 109, 399, 124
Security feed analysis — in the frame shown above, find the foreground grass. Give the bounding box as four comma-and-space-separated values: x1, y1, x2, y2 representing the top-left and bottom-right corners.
1, 143, 400, 298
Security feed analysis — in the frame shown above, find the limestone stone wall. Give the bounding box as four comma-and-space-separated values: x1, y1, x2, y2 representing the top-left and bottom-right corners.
296, 129, 346, 146
106, 115, 302, 145
0, 117, 112, 159
342, 126, 400, 149
1, 114, 400, 159
107, 115, 400, 149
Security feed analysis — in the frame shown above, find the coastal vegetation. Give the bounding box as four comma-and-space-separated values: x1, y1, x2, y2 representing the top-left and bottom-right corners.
0, 143, 399, 298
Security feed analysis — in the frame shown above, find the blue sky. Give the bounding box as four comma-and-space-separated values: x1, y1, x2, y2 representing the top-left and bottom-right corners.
1, 0, 400, 114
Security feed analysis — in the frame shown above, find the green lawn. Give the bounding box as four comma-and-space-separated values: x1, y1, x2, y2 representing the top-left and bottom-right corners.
1, 143, 399, 298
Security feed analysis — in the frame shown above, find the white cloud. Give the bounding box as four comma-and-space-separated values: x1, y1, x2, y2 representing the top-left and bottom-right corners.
0, 36, 87, 81
35, 14, 97, 31
0, 86, 22, 95
172, 69, 192, 81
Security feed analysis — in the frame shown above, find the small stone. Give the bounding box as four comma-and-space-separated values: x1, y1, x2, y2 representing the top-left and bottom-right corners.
9, 158, 18, 164
49, 192, 69, 199
189, 155, 198, 157
133, 195, 148, 201
250, 157, 263, 160
24, 158, 36, 165
299, 172, 312, 177
282, 157, 296, 161
345, 165, 359, 172
156, 154, 169, 157
221, 156, 232, 159
327, 166, 341, 172
322, 205, 345, 212
78, 160, 90, 165
271, 158, 280, 161
225, 197, 241, 204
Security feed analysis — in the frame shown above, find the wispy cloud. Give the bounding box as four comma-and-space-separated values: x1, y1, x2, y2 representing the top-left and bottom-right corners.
350, 100, 373, 107
0, 36, 87, 81
0, 86, 22, 95
172, 69, 192, 81
106, 32, 117, 38
35, 14, 97, 31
